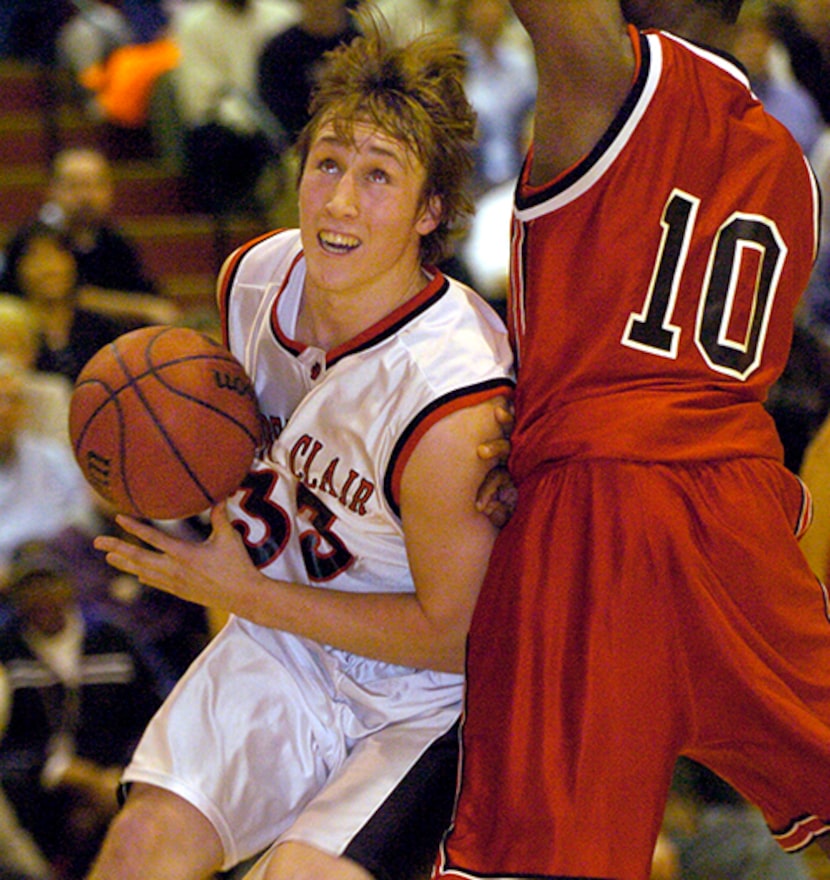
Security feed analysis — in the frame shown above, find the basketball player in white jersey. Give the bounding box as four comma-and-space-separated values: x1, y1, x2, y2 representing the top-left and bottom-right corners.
84, 8, 514, 880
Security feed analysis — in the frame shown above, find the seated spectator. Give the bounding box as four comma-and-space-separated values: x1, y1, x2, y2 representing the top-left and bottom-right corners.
47, 495, 212, 695
257, 0, 360, 146
0, 221, 123, 384
56, 0, 136, 106
255, 0, 359, 228
733, 0, 824, 155
0, 147, 178, 329
769, 0, 830, 125
56, 0, 171, 96
454, 0, 535, 195
664, 758, 813, 880
0, 667, 52, 880
0, 357, 95, 582
169, 0, 298, 216
764, 312, 830, 473
0, 295, 72, 445
78, 30, 181, 132
0, 540, 164, 880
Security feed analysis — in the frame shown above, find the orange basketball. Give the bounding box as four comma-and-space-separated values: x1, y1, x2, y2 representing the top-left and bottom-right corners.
69, 325, 262, 519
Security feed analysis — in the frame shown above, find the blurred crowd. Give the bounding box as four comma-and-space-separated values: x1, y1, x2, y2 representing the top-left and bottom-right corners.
0, 1, 828, 878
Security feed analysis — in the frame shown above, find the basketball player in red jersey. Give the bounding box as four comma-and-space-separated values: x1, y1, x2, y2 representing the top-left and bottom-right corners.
434, 2, 830, 879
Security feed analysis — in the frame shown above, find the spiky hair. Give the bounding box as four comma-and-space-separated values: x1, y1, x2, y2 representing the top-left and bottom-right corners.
295, 6, 478, 265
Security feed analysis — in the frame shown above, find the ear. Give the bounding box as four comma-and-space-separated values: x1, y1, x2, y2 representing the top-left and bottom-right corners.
416, 194, 442, 237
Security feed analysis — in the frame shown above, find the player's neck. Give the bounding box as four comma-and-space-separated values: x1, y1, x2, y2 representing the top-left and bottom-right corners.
298, 267, 429, 351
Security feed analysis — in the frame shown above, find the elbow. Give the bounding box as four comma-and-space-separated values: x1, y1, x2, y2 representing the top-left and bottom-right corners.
422, 625, 468, 675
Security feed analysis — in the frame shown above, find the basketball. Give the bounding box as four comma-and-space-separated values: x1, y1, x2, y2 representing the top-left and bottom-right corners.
69, 325, 262, 520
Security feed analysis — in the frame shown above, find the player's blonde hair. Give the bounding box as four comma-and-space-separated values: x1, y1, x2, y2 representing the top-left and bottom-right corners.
295, 5, 477, 266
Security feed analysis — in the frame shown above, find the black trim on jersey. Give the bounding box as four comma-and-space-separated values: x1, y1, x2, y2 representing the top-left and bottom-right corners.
383, 377, 516, 518
326, 273, 452, 370
516, 29, 652, 212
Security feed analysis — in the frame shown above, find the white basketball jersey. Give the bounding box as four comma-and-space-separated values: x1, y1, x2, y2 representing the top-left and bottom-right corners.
219, 229, 514, 597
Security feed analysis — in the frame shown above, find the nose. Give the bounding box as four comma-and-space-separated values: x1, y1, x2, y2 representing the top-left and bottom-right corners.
326, 169, 359, 218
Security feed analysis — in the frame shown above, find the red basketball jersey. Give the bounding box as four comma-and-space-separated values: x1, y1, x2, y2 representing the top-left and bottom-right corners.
508, 27, 821, 482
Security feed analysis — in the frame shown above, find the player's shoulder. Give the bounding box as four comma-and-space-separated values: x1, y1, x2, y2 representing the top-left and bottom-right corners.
218, 229, 300, 300
421, 272, 508, 346
232, 228, 300, 275
397, 272, 513, 388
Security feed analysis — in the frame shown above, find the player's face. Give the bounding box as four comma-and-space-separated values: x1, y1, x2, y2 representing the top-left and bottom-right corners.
298, 119, 440, 298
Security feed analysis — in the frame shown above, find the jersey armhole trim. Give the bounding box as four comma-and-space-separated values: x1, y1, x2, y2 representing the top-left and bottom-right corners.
384, 379, 515, 516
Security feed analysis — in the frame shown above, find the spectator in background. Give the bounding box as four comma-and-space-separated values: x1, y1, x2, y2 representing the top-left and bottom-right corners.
372, 0, 454, 42
0, 540, 164, 880
0, 357, 95, 585
169, 0, 298, 217
46, 496, 211, 695
256, 0, 360, 230
454, 0, 535, 195
2, 0, 73, 65
0, 222, 121, 384
57, 0, 172, 79
768, 2, 830, 349
258, 0, 360, 146
0, 147, 177, 329
458, 111, 532, 317
0, 661, 52, 880
77, 29, 181, 132
763, 313, 830, 473
664, 758, 813, 880
733, 0, 824, 154
56, 0, 136, 105
0, 295, 72, 445
768, 0, 830, 124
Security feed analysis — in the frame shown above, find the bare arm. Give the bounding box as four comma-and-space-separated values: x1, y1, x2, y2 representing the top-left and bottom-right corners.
94, 398, 505, 673
509, 0, 635, 184
78, 285, 182, 326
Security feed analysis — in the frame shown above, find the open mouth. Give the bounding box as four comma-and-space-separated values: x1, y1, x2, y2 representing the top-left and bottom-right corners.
319, 231, 360, 254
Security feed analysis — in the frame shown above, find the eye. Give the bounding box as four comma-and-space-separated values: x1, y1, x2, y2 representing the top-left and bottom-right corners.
318, 157, 339, 174
367, 167, 391, 184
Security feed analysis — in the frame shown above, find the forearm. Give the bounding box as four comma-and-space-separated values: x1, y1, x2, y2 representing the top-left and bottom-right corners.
78, 286, 180, 325
231, 576, 468, 673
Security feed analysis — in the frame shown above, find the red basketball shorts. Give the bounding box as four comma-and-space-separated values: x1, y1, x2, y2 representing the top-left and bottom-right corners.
436, 456, 830, 880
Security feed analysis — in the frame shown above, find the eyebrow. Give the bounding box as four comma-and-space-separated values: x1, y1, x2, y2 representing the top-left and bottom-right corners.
313, 132, 408, 168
